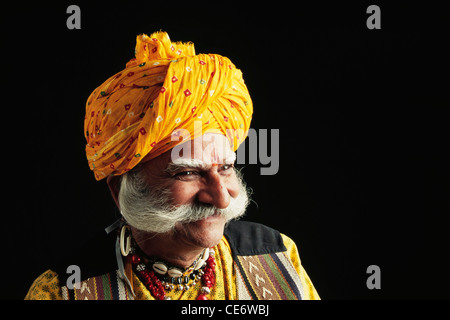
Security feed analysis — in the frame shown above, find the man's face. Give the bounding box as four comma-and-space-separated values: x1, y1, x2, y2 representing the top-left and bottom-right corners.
124, 133, 246, 249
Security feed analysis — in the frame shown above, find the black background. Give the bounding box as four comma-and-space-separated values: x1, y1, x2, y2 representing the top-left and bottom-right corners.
2, 2, 449, 300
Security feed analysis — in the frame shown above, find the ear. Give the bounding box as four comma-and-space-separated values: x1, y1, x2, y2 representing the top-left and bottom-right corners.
107, 175, 121, 210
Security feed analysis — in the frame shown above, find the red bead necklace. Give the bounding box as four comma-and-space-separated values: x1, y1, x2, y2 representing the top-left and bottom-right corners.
130, 248, 216, 300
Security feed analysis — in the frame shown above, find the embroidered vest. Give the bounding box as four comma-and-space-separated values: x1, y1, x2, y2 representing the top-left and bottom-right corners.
59, 221, 304, 300
61, 269, 133, 300
225, 221, 305, 300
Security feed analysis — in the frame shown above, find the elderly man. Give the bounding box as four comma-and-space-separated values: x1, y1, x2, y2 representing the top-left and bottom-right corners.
25, 32, 319, 300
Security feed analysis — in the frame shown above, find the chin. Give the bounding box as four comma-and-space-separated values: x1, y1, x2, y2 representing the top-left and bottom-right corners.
176, 214, 227, 249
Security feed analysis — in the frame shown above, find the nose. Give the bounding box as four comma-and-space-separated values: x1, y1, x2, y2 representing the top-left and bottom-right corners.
197, 172, 231, 209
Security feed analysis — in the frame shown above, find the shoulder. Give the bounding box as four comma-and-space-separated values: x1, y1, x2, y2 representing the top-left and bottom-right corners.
27, 228, 118, 296
25, 227, 122, 300
25, 269, 62, 300
224, 220, 287, 256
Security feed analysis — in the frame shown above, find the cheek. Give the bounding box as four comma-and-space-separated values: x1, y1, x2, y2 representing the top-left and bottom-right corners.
169, 182, 199, 205
226, 173, 241, 198
167, 171, 242, 205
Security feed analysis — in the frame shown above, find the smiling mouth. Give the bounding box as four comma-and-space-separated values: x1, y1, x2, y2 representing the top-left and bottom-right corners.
204, 212, 221, 219
193, 212, 224, 225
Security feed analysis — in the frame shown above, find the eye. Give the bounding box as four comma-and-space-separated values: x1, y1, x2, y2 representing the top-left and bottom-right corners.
220, 164, 234, 173
173, 170, 200, 180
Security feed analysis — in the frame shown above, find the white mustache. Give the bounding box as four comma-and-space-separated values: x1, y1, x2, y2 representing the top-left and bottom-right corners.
118, 169, 250, 234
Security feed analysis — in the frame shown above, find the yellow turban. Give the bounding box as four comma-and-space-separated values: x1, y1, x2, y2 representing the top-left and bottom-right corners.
84, 32, 253, 180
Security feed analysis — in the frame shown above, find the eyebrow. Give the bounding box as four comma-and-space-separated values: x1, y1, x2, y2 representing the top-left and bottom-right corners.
165, 153, 236, 174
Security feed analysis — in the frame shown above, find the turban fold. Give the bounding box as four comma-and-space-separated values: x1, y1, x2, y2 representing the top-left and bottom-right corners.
84, 32, 253, 180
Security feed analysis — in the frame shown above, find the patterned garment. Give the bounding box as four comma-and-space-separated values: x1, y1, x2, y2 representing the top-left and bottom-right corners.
85, 31, 253, 180
25, 234, 319, 300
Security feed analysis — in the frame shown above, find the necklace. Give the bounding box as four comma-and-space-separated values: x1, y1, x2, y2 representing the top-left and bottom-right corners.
129, 247, 216, 300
